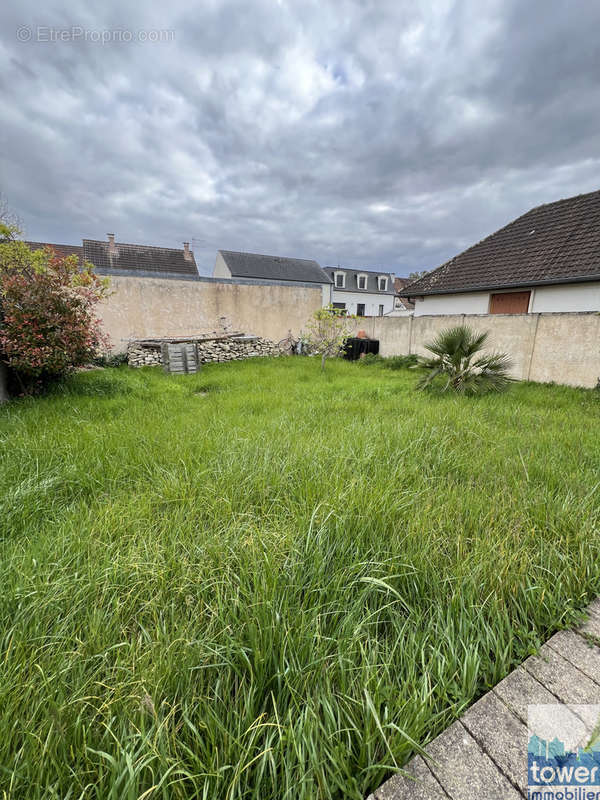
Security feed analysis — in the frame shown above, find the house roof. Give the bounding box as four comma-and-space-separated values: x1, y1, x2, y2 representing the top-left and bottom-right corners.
83, 239, 198, 276
25, 241, 84, 262
393, 277, 415, 309
393, 277, 411, 291
324, 266, 395, 294
218, 249, 330, 283
405, 189, 600, 296
25, 238, 198, 276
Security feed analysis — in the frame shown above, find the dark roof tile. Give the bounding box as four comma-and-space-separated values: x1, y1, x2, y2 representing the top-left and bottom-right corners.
25, 241, 84, 262
324, 266, 395, 294
83, 239, 198, 276
219, 250, 330, 283
406, 189, 600, 295
25, 238, 198, 276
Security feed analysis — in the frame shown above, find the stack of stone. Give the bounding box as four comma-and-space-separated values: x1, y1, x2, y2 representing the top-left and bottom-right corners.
127, 343, 162, 367
127, 335, 276, 368
196, 336, 276, 363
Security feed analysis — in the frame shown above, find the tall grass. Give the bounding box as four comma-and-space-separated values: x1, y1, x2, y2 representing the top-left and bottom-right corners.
0, 358, 599, 799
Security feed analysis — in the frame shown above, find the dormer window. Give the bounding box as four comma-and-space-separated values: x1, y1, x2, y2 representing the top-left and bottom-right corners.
357, 273, 367, 290
334, 271, 346, 288
378, 276, 388, 291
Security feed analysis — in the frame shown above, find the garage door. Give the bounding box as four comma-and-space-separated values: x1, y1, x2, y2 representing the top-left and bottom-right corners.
489, 291, 531, 314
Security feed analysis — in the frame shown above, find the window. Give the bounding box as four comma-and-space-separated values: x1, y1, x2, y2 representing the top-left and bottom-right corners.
489, 291, 531, 314
332, 302, 346, 314
357, 274, 367, 290
378, 304, 384, 316
378, 276, 388, 291
356, 303, 365, 316
334, 271, 345, 288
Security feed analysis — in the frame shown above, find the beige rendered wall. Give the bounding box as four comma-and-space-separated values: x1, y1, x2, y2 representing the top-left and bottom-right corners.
348, 312, 600, 388
98, 275, 323, 350
98, 276, 600, 388
347, 316, 412, 356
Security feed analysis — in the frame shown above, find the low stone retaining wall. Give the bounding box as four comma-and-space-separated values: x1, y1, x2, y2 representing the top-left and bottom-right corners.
128, 334, 276, 368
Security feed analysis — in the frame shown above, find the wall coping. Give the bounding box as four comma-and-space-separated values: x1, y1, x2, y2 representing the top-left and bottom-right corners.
95, 268, 324, 290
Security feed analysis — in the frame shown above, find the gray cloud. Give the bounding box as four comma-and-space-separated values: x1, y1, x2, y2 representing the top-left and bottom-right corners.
1, 0, 599, 275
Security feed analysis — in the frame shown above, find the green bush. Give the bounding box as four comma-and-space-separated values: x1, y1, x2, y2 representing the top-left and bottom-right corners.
356, 353, 418, 369
356, 352, 382, 366
0, 229, 111, 394
381, 354, 419, 369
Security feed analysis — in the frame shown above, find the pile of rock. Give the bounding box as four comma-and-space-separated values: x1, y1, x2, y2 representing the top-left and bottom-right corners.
127, 334, 277, 368
127, 343, 162, 367
196, 335, 276, 363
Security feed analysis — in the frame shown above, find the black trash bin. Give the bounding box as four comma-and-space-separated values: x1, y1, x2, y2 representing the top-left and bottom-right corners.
343, 337, 380, 361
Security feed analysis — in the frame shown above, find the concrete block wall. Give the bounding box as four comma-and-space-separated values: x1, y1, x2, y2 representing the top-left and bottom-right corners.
348, 312, 600, 388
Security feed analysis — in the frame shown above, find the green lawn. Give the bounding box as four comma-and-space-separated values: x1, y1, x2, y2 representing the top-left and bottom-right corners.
1, 358, 599, 799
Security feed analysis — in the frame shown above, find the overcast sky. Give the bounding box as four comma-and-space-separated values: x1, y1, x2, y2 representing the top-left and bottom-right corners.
1, 1, 599, 276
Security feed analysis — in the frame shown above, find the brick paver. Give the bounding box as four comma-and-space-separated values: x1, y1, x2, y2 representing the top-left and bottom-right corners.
371, 602, 600, 799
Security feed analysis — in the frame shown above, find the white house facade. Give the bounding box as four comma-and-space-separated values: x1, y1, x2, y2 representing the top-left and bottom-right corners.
406, 189, 600, 316
413, 282, 600, 316
322, 267, 396, 316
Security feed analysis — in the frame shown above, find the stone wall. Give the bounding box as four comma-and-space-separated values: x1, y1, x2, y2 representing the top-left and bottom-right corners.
97, 273, 322, 352
348, 312, 600, 388
128, 335, 276, 368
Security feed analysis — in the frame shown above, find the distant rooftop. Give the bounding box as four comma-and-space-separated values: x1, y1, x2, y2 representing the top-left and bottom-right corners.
25, 241, 83, 261
25, 234, 198, 277
323, 266, 396, 294
218, 249, 330, 284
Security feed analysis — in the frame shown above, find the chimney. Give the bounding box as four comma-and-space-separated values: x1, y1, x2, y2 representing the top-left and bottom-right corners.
107, 233, 116, 254
183, 241, 192, 261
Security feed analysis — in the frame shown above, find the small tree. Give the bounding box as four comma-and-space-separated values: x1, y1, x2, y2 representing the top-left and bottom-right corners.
407, 269, 430, 281
0, 194, 22, 231
416, 324, 513, 395
0, 226, 111, 393
304, 304, 354, 371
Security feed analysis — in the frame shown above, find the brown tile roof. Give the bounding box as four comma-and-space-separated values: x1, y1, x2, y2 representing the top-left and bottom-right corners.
393, 277, 411, 291
83, 239, 198, 276
25, 241, 84, 262
405, 189, 600, 296
25, 238, 198, 276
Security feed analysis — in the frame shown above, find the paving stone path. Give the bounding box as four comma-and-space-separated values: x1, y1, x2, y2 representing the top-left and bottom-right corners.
369, 599, 600, 799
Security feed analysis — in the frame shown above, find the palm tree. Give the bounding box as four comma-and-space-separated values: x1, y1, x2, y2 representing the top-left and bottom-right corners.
416, 325, 513, 395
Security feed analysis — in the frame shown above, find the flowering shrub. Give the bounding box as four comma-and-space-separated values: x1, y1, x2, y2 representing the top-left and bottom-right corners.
0, 226, 111, 392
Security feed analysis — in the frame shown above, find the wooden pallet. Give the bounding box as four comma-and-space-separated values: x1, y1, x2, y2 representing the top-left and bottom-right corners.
160, 342, 201, 374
